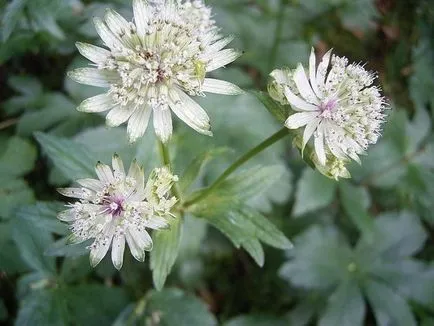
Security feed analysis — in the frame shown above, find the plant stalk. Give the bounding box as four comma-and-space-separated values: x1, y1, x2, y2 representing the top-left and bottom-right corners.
158, 140, 183, 202
183, 127, 290, 208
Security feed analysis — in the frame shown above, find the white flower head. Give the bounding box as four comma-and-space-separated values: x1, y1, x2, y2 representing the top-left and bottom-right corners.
69, 0, 242, 143
270, 48, 387, 169
57, 154, 178, 269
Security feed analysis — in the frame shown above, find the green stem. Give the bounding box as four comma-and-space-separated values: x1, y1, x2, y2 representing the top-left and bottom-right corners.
158, 141, 182, 202
268, 0, 286, 72
184, 127, 290, 208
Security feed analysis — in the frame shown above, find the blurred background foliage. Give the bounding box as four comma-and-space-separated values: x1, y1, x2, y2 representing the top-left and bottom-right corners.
0, 0, 433, 325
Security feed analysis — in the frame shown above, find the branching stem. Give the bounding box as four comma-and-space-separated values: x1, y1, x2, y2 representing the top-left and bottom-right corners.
183, 127, 290, 208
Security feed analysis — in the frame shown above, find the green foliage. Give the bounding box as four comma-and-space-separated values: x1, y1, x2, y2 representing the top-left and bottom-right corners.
150, 218, 182, 290
280, 212, 433, 325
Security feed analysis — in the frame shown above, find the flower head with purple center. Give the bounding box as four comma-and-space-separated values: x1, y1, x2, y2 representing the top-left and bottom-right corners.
269, 48, 387, 178
57, 154, 178, 269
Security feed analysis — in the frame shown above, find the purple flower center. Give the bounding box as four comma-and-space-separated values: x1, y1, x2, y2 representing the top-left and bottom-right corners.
320, 98, 337, 112
107, 198, 124, 217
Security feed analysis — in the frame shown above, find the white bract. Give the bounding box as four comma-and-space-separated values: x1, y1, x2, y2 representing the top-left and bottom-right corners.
57, 155, 178, 269
269, 48, 387, 172
69, 0, 242, 143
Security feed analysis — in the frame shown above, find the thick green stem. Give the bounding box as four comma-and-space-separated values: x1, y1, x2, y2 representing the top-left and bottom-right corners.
184, 127, 290, 208
158, 141, 183, 202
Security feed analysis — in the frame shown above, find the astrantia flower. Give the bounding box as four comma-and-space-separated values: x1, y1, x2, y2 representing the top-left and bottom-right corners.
269, 48, 387, 168
69, 0, 242, 143
57, 155, 178, 269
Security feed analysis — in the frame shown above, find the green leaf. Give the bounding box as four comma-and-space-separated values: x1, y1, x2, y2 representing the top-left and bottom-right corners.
0, 299, 6, 321
279, 226, 353, 290
286, 299, 317, 326
8, 75, 42, 97
224, 314, 288, 326
189, 164, 289, 216
150, 218, 182, 290
339, 182, 375, 239
410, 21, 434, 109
242, 239, 264, 267
204, 205, 292, 266
65, 285, 130, 325
179, 147, 230, 193
318, 280, 365, 326
422, 317, 434, 326
17, 93, 76, 136
363, 279, 417, 326
237, 206, 292, 250
0, 136, 37, 179
218, 164, 288, 203
16, 202, 68, 235
293, 168, 337, 216
12, 218, 55, 275
1, 0, 27, 42
35, 132, 95, 181
356, 211, 427, 261
368, 260, 434, 308
253, 90, 289, 123
146, 288, 217, 326
0, 178, 34, 219
45, 237, 91, 257
15, 289, 67, 326
178, 215, 208, 259
59, 255, 92, 284
0, 222, 27, 273
32, 9, 65, 40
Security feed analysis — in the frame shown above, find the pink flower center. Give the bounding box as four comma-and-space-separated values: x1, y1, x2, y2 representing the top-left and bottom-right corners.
107, 198, 124, 217
320, 98, 337, 112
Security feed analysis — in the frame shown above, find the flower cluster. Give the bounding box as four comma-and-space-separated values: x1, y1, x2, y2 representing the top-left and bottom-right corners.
69, 0, 242, 143
57, 155, 178, 269
269, 48, 387, 179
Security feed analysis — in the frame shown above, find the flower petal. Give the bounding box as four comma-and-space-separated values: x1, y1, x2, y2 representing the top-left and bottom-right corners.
169, 89, 212, 136
314, 123, 327, 166
302, 117, 321, 154
127, 106, 152, 143
283, 86, 318, 111
205, 36, 234, 54
127, 159, 144, 190
77, 94, 116, 113
205, 49, 241, 72
95, 162, 114, 183
202, 78, 244, 95
58, 209, 76, 222
57, 187, 93, 200
68, 68, 119, 88
76, 42, 111, 64
145, 216, 170, 230
90, 225, 115, 267
284, 112, 318, 129
76, 178, 104, 192
105, 9, 129, 37
153, 108, 173, 143
309, 48, 323, 98
293, 63, 319, 105
111, 233, 125, 270
316, 49, 333, 90
112, 154, 125, 179
125, 228, 145, 262
129, 228, 153, 251
133, 0, 149, 37
93, 17, 123, 50
270, 68, 291, 84
106, 105, 134, 127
